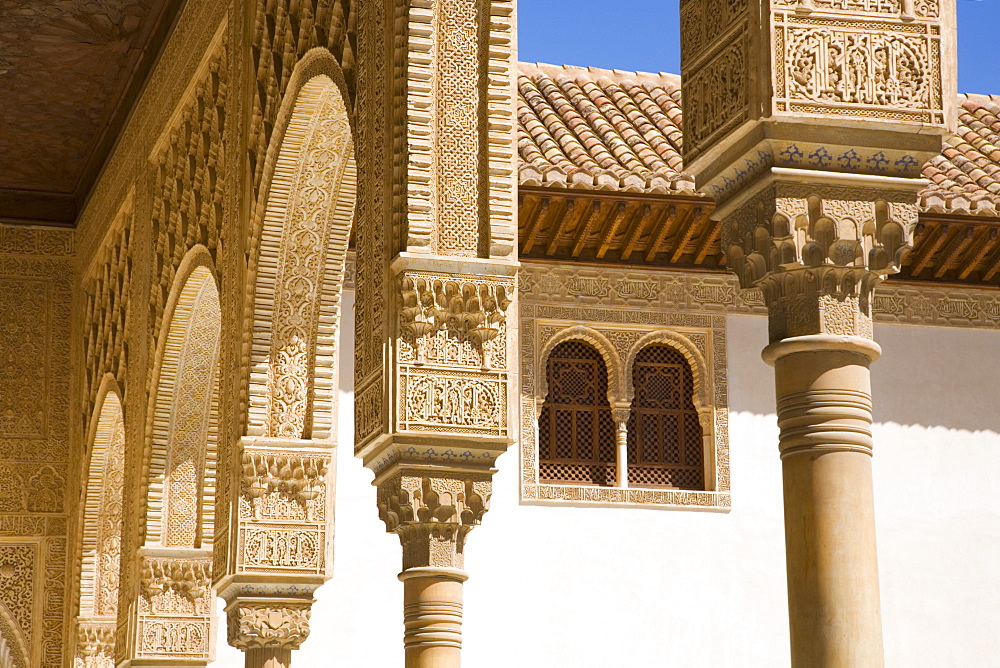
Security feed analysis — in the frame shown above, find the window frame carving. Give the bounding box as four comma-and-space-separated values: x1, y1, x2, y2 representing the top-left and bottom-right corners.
520, 266, 730, 510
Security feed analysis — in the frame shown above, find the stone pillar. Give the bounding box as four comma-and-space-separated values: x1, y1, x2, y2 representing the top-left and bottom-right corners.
720, 185, 922, 666
352, 0, 517, 662
764, 333, 883, 664
245, 650, 291, 668
679, 0, 954, 661
377, 471, 494, 668
399, 568, 467, 668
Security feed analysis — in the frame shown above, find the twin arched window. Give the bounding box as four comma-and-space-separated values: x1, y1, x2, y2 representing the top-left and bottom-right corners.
538, 340, 705, 490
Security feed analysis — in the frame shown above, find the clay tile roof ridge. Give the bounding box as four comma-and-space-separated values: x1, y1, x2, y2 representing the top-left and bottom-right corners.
520, 61, 681, 88
958, 93, 1000, 105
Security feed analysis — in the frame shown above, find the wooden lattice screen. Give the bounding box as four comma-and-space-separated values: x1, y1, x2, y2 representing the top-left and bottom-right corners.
538, 340, 616, 486
627, 345, 705, 489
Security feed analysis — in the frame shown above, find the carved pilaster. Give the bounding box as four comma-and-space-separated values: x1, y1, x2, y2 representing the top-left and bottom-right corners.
354, 264, 514, 575
378, 473, 491, 571
217, 440, 330, 663
351, 0, 516, 663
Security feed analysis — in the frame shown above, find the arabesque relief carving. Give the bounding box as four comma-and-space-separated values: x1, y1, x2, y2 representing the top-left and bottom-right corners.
777, 19, 942, 122
135, 555, 213, 660
236, 448, 330, 576
395, 273, 515, 439
0, 224, 72, 666
227, 602, 312, 651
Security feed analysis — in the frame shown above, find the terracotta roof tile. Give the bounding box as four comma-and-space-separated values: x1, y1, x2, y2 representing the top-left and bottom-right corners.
518, 64, 1000, 217
518, 62, 695, 194
922, 94, 1000, 216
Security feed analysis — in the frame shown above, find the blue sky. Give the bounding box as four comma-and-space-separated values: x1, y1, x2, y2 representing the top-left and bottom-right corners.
519, 0, 999, 94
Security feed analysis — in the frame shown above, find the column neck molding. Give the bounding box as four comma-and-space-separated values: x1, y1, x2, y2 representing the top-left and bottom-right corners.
762, 335, 882, 366
398, 567, 469, 583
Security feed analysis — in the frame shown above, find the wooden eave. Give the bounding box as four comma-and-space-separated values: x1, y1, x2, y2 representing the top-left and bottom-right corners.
519, 185, 1000, 289
518, 186, 720, 270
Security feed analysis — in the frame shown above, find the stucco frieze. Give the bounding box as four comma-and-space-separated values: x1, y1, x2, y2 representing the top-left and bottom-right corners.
520, 262, 1000, 331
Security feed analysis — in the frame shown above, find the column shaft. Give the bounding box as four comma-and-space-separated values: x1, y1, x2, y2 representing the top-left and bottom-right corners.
766, 338, 884, 667
399, 568, 467, 668
615, 422, 629, 488
245, 648, 292, 668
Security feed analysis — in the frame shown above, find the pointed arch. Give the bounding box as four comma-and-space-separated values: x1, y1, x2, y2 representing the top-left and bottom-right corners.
246, 48, 357, 441
146, 247, 222, 549
78, 377, 126, 619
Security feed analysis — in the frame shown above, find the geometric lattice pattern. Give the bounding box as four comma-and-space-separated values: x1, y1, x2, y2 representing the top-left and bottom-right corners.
538, 341, 616, 486
627, 345, 704, 490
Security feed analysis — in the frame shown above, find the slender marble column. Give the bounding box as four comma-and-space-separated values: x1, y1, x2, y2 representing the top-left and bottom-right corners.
245, 648, 292, 668
613, 407, 630, 488
764, 335, 884, 666
399, 567, 468, 668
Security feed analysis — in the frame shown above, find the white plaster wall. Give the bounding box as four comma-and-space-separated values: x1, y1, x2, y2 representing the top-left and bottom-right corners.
213, 301, 1000, 666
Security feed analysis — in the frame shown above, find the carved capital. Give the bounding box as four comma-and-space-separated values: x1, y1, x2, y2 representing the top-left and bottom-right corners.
76, 618, 116, 665
723, 184, 920, 341
611, 406, 631, 426
357, 267, 515, 480
133, 553, 214, 660
378, 473, 491, 570
227, 602, 312, 651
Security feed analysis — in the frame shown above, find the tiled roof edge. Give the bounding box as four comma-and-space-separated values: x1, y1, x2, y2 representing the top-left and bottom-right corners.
519, 61, 682, 88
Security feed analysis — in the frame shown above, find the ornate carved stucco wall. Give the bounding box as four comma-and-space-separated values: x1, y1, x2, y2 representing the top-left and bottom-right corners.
0, 224, 74, 666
